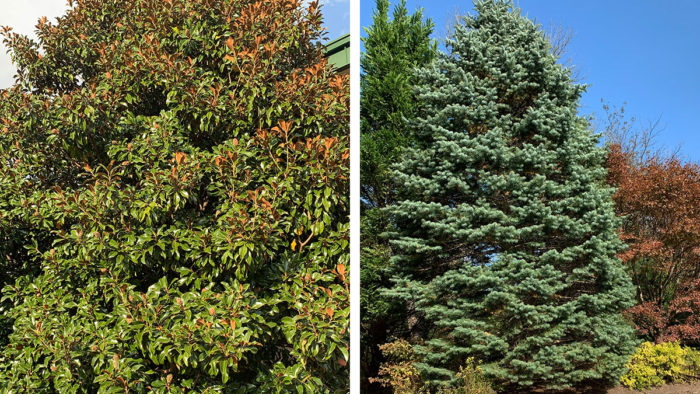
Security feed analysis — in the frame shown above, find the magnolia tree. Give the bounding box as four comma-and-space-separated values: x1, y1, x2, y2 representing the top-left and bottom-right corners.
0, 0, 349, 392
385, 1, 637, 390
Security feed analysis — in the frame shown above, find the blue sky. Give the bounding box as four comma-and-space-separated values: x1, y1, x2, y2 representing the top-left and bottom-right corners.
319, 0, 350, 40
361, 1, 700, 161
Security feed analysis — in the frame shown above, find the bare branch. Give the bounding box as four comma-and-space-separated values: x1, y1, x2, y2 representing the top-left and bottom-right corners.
546, 24, 573, 58
544, 23, 584, 82
600, 100, 676, 164
441, 5, 469, 41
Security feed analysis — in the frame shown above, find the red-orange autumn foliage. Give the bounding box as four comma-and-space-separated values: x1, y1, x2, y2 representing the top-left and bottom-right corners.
608, 144, 700, 344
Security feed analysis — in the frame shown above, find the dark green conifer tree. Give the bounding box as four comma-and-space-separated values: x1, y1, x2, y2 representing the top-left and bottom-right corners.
359, 0, 435, 389
385, 1, 638, 390
360, 0, 436, 209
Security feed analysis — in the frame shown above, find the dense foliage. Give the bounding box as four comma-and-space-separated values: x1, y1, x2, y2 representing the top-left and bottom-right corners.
621, 341, 700, 390
359, 0, 435, 390
360, 0, 435, 209
383, 1, 637, 390
0, 0, 349, 392
369, 339, 423, 393
607, 144, 700, 345
370, 340, 495, 394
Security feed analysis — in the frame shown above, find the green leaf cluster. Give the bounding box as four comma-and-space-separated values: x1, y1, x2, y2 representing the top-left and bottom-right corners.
0, 0, 349, 392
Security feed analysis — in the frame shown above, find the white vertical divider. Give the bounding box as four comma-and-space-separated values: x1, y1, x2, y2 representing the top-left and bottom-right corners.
349, 0, 361, 391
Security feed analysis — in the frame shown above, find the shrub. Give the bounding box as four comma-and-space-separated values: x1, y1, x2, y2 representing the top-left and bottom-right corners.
371, 340, 495, 394
370, 339, 425, 393
0, 0, 349, 391
437, 359, 495, 394
621, 341, 700, 390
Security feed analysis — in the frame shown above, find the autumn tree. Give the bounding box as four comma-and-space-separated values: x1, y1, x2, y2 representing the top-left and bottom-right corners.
384, 1, 637, 390
0, 0, 349, 391
607, 142, 700, 345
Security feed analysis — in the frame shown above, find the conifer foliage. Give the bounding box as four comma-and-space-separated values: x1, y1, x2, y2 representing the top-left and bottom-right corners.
0, 0, 349, 392
385, 1, 637, 390
359, 0, 435, 389
360, 0, 435, 209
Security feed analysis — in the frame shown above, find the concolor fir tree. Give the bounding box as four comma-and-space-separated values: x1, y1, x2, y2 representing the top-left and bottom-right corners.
386, 1, 637, 390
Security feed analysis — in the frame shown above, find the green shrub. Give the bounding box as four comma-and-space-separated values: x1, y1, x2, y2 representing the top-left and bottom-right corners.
437, 359, 495, 394
371, 340, 495, 394
621, 341, 700, 390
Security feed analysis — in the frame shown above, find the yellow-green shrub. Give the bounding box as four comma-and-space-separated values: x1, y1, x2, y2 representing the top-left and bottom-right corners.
621, 341, 700, 390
